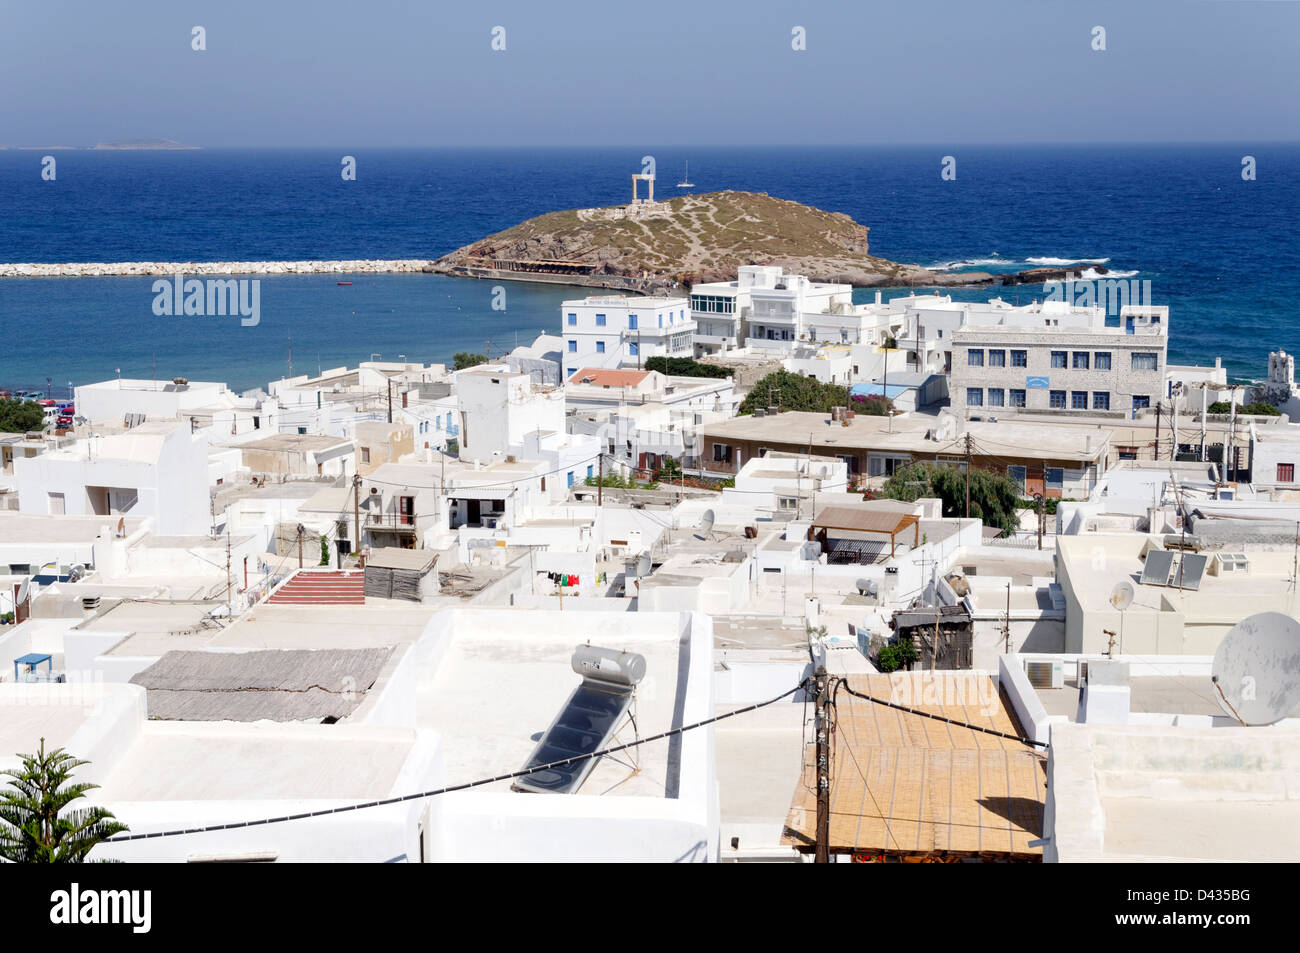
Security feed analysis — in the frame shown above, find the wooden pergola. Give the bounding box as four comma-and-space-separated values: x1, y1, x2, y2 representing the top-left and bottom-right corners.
782, 674, 1046, 861
807, 505, 921, 558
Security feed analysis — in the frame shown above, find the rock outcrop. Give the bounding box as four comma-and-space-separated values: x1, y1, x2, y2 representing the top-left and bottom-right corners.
432, 190, 995, 288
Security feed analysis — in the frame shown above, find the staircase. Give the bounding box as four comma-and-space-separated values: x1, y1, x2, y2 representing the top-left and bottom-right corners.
267, 570, 366, 606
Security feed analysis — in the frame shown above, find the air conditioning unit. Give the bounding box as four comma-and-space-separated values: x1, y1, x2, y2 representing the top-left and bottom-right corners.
1024, 660, 1064, 689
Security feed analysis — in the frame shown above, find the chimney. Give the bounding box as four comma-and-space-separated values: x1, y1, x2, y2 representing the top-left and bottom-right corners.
1076, 660, 1131, 724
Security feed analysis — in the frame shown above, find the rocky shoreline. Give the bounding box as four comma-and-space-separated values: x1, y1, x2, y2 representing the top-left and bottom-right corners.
0, 259, 438, 278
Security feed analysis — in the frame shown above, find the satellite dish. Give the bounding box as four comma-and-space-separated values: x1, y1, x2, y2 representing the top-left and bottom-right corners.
116, 516, 126, 538
636, 553, 652, 577
698, 509, 716, 536
1109, 580, 1135, 611
856, 578, 871, 596
15, 579, 30, 604
1211, 611, 1300, 726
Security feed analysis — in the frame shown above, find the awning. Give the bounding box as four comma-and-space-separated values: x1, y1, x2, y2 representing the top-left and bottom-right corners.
808, 505, 920, 558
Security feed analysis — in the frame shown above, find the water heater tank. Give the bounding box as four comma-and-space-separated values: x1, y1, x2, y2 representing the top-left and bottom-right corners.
571, 645, 647, 687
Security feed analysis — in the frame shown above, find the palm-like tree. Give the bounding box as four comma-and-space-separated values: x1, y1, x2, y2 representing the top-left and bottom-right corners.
0, 738, 127, 862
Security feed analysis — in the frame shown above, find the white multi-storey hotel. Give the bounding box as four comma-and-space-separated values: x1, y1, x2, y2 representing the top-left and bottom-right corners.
560, 295, 695, 377
948, 301, 1170, 417
690, 265, 875, 355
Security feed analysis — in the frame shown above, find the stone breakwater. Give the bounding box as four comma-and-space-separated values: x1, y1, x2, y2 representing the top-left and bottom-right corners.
0, 259, 438, 278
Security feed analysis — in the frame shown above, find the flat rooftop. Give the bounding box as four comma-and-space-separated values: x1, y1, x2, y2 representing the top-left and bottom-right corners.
0, 684, 135, 766
238, 433, 352, 452
0, 512, 147, 544
1035, 675, 1233, 720
701, 412, 1107, 463
1048, 722, 1300, 862
104, 602, 438, 657
420, 613, 693, 799
1058, 535, 1300, 625
95, 722, 415, 801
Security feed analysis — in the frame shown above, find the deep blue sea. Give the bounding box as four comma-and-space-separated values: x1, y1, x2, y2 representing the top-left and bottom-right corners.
1, 145, 1296, 393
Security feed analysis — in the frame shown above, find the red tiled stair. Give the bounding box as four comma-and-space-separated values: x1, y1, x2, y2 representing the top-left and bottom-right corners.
267, 570, 366, 606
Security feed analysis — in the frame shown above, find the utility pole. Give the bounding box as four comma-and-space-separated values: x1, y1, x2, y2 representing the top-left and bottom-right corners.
1159, 400, 1170, 460
932, 613, 939, 672
1226, 388, 1238, 481
1200, 383, 1208, 462
1004, 581, 1012, 653
964, 433, 972, 519
225, 533, 232, 620
387, 379, 393, 423
297, 524, 304, 569
353, 474, 362, 566
813, 665, 831, 864
1036, 493, 1044, 551
597, 452, 603, 507
1171, 384, 1180, 460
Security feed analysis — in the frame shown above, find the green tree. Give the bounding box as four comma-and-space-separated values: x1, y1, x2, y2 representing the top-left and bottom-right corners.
0, 739, 127, 863
319, 534, 331, 566
880, 462, 1022, 537
0, 398, 46, 433
643, 356, 732, 379
739, 370, 853, 415
1208, 401, 1280, 417
871, 634, 919, 673
1243, 402, 1281, 416
656, 455, 683, 481
453, 352, 486, 371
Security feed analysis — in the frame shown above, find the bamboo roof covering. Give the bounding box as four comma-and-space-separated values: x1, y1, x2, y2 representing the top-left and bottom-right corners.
782, 673, 1046, 859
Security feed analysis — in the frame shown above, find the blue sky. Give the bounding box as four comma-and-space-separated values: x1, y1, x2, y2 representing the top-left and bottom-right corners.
2, 0, 1298, 147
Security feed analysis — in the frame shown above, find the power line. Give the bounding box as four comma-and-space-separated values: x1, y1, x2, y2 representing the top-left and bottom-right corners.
106, 676, 812, 844
833, 679, 1046, 750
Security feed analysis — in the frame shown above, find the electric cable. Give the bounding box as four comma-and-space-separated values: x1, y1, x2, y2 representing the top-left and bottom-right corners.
106, 676, 813, 843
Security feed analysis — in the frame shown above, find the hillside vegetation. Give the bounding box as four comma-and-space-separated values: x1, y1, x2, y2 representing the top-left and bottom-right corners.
435, 190, 963, 287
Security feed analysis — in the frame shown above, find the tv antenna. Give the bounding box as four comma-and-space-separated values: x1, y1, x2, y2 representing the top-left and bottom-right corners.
1210, 611, 1300, 726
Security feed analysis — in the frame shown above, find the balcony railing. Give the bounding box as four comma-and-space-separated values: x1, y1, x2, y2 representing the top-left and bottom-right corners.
367, 512, 417, 531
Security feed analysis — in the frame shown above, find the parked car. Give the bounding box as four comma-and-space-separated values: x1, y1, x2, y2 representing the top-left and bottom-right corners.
57, 415, 74, 429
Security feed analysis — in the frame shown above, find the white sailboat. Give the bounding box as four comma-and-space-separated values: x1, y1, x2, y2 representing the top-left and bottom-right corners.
676, 161, 694, 188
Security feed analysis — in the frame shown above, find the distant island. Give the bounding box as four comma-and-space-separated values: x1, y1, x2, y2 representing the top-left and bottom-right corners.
92, 139, 200, 150
431, 190, 1103, 291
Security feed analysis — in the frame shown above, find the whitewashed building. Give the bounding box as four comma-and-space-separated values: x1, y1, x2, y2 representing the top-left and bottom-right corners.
12, 421, 210, 536
560, 295, 695, 376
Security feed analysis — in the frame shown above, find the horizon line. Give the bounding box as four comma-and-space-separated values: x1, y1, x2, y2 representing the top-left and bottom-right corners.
4, 139, 1300, 151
